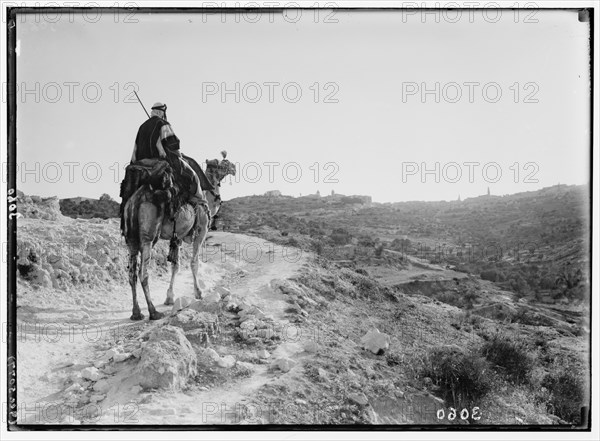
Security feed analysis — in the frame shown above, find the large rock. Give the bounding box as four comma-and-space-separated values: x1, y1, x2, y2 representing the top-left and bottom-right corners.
136, 326, 197, 391
93, 379, 111, 394
81, 367, 101, 381
217, 355, 236, 369
215, 286, 231, 296
348, 392, 369, 407
360, 328, 390, 355
273, 357, 296, 373
167, 309, 219, 334
188, 292, 221, 314
171, 296, 194, 313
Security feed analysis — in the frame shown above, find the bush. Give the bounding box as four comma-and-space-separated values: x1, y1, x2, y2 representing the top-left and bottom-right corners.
480, 269, 499, 282
542, 362, 588, 425
480, 332, 534, 385
330, 228, 351, 245
420, 345, 493, 409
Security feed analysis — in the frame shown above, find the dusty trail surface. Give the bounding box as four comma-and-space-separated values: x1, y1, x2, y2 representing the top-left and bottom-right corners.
17, 232, 313, 425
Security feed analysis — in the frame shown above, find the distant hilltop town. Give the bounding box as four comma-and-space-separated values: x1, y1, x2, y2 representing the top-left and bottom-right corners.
263, 189, 372, 204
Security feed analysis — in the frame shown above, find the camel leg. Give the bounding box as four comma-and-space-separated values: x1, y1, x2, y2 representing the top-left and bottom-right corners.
128, 245, 144, 321
164, 256, 179, 306
191, 219, 209, 300
139, 242, 164, 320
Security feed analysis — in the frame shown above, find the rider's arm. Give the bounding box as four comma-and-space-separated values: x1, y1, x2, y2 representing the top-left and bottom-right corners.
160, 123, 180, 153
131, 141, 138, 162
155, 136, 167, 158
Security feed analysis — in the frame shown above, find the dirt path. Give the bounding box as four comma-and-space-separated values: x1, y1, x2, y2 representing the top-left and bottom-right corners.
17, 232, 310, 425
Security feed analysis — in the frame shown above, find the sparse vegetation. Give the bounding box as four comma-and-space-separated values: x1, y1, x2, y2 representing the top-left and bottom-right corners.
541, 360, 588, 425
480, 332, 534, 385
419, 345, 494, 409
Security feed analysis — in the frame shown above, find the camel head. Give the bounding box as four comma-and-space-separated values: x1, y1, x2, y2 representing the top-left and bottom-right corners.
205, 155, 236, 184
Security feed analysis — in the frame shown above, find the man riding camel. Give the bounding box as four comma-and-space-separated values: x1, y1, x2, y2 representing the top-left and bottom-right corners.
131, 102, 206, 207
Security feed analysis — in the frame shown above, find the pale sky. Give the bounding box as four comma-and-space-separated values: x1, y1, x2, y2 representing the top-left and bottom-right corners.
14, 9, 591, 202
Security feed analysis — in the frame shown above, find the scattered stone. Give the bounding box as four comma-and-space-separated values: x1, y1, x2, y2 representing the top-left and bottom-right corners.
139, 394, 153, 404
255, 320, 269, 329
81, 367, 101, 382
226, 302, 238, 312
104, 348, 120, 360
131, 385, 142, 394
240, 321, 256, 331
90, 394, 106, 403
257, 349, 270, 359
303, 341, 318, 353
217, 355, 236, 369
171, 296, 194, 313
198, 348, 221, 365
295, 399, 307, 406
185, 329, 210, 346
239, 314, 256, 324
132, 348, 142, 359
102, 365, 117, 375
395, 390, 405, 399
64, 392, 80, 407
113, 352, 132, 363
94, 359, 107, 369
274, 357, 296, 373
93, 379, 110, 394
65, 383, 84, 393
236, 361, 254, 371
189, 293, 221, 314
256, 328, 275, 339
348, 392, 369, 406
136, 326, 197, 391
360, 328, 390, 355
246, 337, 260, 344
215, 286, 231, 296
318, 368, 328, 380
167, 309, 219, 334
284, 303, 303, 314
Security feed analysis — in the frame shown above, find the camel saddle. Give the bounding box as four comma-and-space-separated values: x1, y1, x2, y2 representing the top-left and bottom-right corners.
119, 156, 213, 235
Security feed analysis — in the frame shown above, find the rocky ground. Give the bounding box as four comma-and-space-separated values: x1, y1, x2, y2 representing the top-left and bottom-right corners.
14, 196, 589, 426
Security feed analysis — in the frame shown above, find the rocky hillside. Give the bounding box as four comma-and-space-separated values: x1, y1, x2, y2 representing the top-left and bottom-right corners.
14, 192, 590, 426
59, 194, 120, 219
219, 184, 590, 305
16, 192, 182, 295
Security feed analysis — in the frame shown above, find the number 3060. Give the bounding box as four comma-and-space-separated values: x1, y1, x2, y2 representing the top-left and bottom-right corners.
437, 407, 481, 421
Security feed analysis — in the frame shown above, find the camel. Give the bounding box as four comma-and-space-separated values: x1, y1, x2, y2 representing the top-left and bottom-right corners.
203, 150, 236, 231
121, 153, 236, 321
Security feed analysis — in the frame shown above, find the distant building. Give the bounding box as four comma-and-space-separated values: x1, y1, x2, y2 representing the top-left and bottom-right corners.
264, 190, 282, 197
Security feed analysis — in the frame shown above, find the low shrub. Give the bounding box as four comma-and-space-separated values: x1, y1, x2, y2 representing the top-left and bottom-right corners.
420, 345, 493, 409
480, 332, 534, 385
542, 361, 588, 425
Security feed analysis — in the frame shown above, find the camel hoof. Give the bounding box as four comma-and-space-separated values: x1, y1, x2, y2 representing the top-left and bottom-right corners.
194, 289, 203, 300
164, 297, 174, 306
130, 312, 145, 321
150, 311, 165, 321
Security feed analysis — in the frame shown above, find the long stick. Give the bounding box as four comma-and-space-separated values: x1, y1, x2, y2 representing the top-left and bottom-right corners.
134, 90, 150, 119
